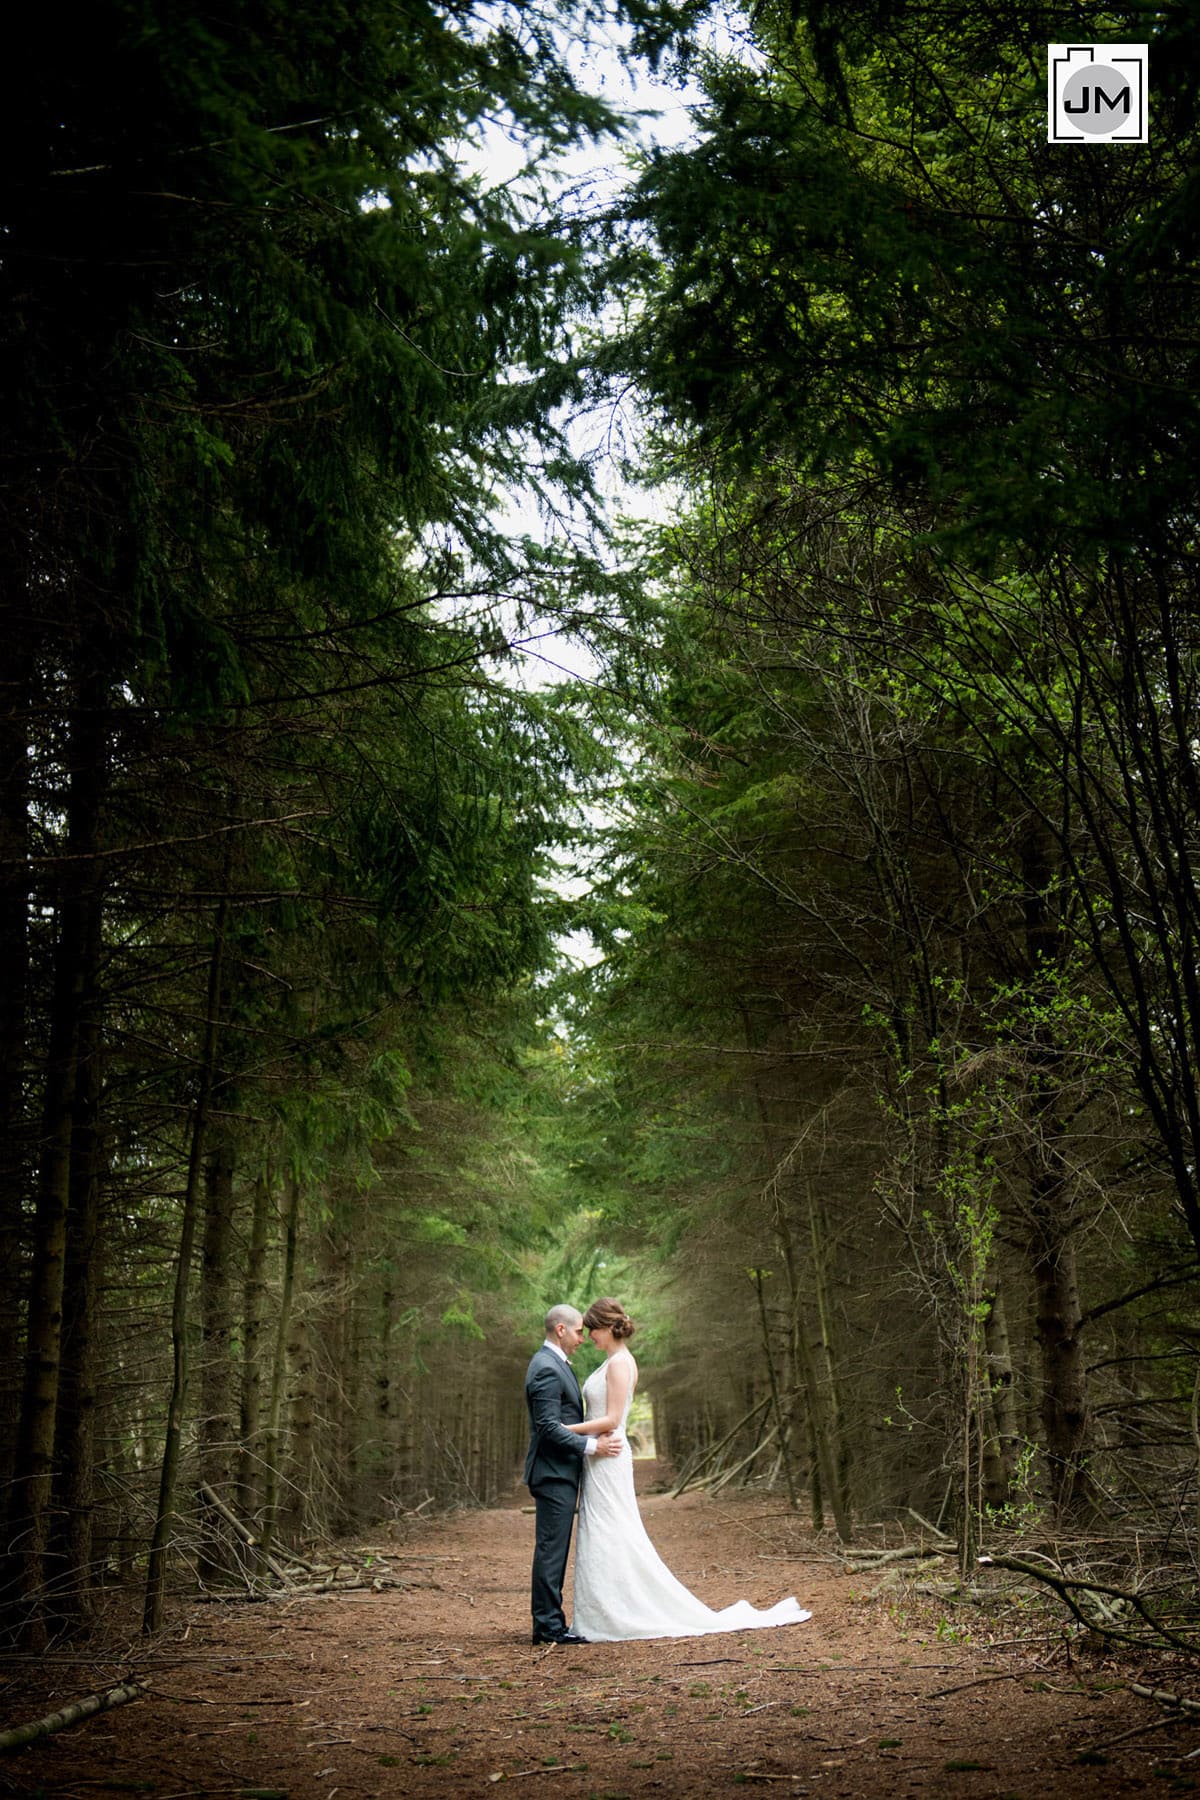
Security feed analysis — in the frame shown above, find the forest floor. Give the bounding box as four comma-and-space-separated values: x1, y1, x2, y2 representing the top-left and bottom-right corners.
7, 1461, 1200, 1799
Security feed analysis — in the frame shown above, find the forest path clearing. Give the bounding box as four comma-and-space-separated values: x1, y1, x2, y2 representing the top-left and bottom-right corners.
7, 1471, 1182, 1799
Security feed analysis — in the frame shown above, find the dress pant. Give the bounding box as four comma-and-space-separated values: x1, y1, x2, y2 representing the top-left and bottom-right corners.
530, 1474, 578, 1636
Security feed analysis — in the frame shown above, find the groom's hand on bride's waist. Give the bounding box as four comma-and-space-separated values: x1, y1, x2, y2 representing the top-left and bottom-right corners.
595, 1432, 623, 1458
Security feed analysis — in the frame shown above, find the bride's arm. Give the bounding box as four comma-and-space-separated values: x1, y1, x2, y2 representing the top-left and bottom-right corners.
565, 1356, 632, 1436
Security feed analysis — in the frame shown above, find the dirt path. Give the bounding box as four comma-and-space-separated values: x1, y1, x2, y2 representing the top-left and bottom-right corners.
6, 1466, 1197, 1798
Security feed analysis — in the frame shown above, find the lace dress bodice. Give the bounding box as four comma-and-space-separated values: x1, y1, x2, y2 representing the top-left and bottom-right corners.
571, 1349, 811, 1643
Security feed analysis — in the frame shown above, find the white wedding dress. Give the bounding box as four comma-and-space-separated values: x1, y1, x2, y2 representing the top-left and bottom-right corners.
572, 1349, 813, 1642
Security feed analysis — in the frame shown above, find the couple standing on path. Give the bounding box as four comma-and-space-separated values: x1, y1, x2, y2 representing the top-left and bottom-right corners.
524, 1297, 813, 1645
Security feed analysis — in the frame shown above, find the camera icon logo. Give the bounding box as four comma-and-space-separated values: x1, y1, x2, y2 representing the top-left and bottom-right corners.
1048, 44, 1148, 144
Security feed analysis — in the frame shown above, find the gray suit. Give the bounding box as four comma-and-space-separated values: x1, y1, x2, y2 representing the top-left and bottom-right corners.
524, 1343, 589, 1637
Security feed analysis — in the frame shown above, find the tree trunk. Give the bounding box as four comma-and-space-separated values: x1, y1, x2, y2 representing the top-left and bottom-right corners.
282, 1305, 314, 1544
981, 1283, 1020, 1507
792, 1288, 853, 1541
1031, 1226, 1092, 1515
807, 1181, 853, 1522
143, 892, 228, 1634
374, 1274, 397, 1518
236, 1172, 271, 1524
315, 1209, 351, 1533
0, 648, 32, 1498
1020, 819, 1094, 1518
258, 1176, 301, 1572
340, 1257, 362, 1526
772, 1179, 852, 1539
198, 1130, 237, 1579
48, 886, 107, 1631
7, 683, 107, 1647
752, 1268, 799, 1512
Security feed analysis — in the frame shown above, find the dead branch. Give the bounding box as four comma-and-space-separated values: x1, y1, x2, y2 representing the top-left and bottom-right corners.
1079, 1713, 1190, 1754
0, 1680, 146, 1753
718, 1772, 795, 1783
197, 1483, 294, 1587
931, 1670, 1040, 1697
672, 1396, 774, 1497
707, 1426, 780, 1495
1132, 1683, 1200, 1715
489, 1765, 588, 1781
843, 1543, 957, 1567
869, 1557, 946, 1594
979, 1554, 1200, 1656
907, 1507, 954, 1539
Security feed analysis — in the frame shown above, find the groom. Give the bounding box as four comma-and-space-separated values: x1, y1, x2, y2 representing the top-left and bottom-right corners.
525, 1303, 621, 1645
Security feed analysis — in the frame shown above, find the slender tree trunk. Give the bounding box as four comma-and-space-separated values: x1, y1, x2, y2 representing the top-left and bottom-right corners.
397, 1370, 417, 1502
198, 1131, 236, 1578
958, 1223, 987, 1578
806, 1418, 824, 1530
236, 1172, 271, 1523
771, 1180, 852, 1537
791, 1286, 853, 1541
0, 649, 32, 1497
7, 683, 107, 1647
48, 886, 107, 1630
375, 1274, 397, 1518
283, 1307, 314, 1543
315, 1209, 351, 1533
752, 1269, 799, 1512
1020, 820, 1094, 1518
143, 892, 228, 1634
981, 1283, 1019, 1506
258, 1176, 301, 1571
341, 1257, 362, 1526
806, 1181, 852, 1521
1031, 1225, 1091, 1514
739, 1003, 851, 1531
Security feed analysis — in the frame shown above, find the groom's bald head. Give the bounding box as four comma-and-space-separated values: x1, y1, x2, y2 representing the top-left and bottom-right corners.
544, 1303, 585, 1355
544, 1303, 581, 1335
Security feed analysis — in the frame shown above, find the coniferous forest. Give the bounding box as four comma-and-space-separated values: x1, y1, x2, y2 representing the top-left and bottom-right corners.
6, 0, 1200, 1667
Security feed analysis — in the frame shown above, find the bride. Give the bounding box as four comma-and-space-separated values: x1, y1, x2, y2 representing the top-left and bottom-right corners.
565, 1297, 812, 1642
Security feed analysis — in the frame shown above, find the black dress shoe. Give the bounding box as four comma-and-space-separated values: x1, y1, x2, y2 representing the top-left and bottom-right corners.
531, 1629, 589, 1645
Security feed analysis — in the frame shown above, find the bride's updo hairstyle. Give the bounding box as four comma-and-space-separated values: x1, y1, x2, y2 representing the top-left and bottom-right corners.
583, 1297, 635, 1341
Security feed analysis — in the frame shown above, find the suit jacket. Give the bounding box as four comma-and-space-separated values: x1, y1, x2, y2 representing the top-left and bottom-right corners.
524, 1344, 589, 1489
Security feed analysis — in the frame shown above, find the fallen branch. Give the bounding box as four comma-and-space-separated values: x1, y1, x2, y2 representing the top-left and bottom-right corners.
0, 1680, 146, 1753
719, 1772, 794, 1783
932, 1670, 1039, 1698
198, 1484, 293, 1588
488, 1764, 587, 1781
192, 1591, 276, 1606
765, 1662, 959, 1672
672, 1397, 773, 1497
911, 1580, 991, 1602
1078, 1713, 1188, 1755
869, 1557, 945, 1595
708, 1425, 779, 1495
843, 1544, 956, 1567
908, 1508, 954, 1541
1132, 1683, 1200, 1716
979, 1555, 1200, 1657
